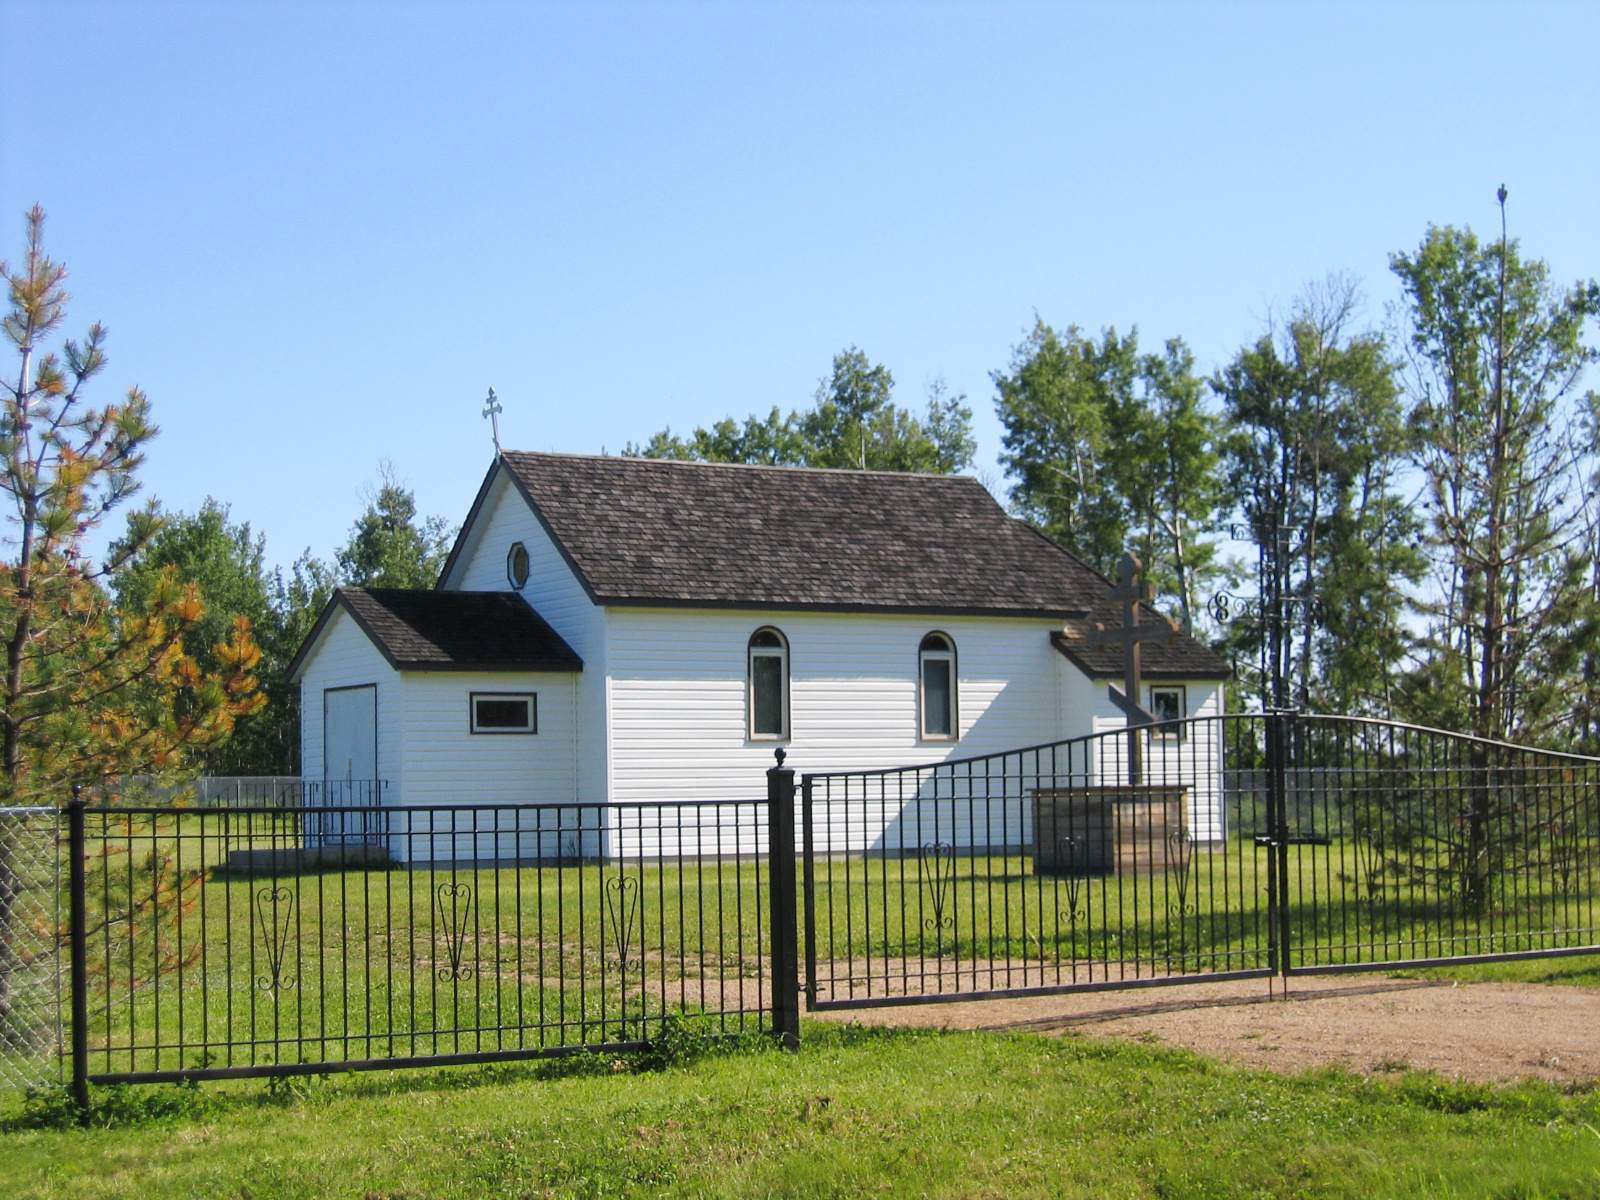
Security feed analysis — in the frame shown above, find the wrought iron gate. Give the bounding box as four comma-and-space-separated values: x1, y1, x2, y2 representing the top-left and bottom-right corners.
798, 713, 1600, 1010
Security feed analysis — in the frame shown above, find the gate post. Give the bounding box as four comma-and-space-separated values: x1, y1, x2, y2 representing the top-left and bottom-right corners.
67, 785, 90, 1126
766, 751, 801, 1051
801, 774, 817, 1009
1264, 711, 1293, 980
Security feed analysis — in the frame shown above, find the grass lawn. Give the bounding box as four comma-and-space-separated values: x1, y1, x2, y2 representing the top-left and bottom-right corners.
5, 1021, 1600, 1199
1392, 951, 1600, 988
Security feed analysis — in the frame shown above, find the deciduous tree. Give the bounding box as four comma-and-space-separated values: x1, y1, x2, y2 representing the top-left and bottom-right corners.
995, 320, 1138, 574
335, 464, 455, 589
626, 348, 975, 474
1121, 338, 1225, 635
113, 500, 297, 774
1213, 277, 1418, 711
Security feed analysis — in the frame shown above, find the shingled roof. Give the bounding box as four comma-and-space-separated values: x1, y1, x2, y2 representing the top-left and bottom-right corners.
1051, 603, 1232, 681
287, 588, 583, 680
481, 451, 1115, 619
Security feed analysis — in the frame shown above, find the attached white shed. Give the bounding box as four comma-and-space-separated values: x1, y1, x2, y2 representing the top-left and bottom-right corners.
287, 588, 584, 814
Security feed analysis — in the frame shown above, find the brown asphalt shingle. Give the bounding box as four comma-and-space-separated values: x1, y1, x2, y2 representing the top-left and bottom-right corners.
1053, 602, 1232, 681
498, 451, 1113, 618
427, 452, 1230, 680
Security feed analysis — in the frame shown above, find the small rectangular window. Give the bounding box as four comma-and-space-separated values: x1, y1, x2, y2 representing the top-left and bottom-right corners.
471, 693, 537, 734
1149, 686, 1186, 740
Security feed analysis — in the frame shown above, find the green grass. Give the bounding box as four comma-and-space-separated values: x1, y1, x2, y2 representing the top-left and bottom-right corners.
1388, 951, 1600, 987
5, 1022, 1600, 1199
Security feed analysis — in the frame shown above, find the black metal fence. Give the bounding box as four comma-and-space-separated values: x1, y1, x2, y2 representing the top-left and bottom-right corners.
799, 712, 1600, 1009
32, 713, 1600, 1111
63, 792, 780, 1098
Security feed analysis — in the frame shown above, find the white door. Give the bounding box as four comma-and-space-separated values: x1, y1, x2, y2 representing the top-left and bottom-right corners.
324, 685, 377, 805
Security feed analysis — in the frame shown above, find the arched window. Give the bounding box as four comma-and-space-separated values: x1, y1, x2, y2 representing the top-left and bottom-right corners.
748, 628, 789, 740
919, 633, 957, 740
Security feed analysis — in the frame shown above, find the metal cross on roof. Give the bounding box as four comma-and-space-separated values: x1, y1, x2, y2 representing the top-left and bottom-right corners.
1085, 551, 1176, 786
483, 387, 503, 453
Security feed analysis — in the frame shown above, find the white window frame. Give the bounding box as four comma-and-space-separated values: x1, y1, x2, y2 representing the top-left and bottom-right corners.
506, 541, 530, 590
1148, 685, 1187, 740
918, 632, 958, 742
470, 692, 538, 734
747, 628, 790, 741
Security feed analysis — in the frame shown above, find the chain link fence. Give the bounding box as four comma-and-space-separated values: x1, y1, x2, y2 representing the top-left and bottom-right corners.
0, 807, 60, 1092
86, 776, 305, 807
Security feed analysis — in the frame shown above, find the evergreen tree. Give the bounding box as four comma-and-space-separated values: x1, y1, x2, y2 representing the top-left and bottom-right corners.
0, 207, 262, 797
0, 207, 262, 1050
1392, 199, 1600, 745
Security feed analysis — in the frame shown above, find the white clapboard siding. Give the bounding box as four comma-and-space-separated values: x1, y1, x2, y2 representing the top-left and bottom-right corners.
297, 608, 403, 796
605, 608, 1089, 857
441, 468, 609, 806
801, 681, 1228, 857
608, 609, 1070, 787
399, 671, 578, 801
1090, 682, 1227, 841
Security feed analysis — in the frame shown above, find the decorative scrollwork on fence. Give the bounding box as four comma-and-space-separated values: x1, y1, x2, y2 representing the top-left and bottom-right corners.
605, 874, 640, 970
1353, 817, 1388, 904
435, 881, 474, 981
1208, 591, 1325, 625
919, 842, 955, 934
1056, 837, 1088, 924
1165, 829, 1197, 917
255, 885, 296, 992
1547, 815, 1582, 896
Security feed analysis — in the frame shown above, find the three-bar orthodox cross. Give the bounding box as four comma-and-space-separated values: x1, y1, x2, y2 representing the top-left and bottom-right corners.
483, 387, 503, 452
1085, 551, 1176, 786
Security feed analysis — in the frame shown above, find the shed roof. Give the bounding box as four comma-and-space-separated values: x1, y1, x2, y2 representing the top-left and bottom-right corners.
1051, 602, 1233, 682
287, 587, 583, 681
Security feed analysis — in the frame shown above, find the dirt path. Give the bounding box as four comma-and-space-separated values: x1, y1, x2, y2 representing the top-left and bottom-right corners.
812, 976, 1600, 1083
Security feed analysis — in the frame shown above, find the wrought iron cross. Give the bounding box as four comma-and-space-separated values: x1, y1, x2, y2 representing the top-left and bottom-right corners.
482, 387, 503, 452
1086, 551, 1176, 786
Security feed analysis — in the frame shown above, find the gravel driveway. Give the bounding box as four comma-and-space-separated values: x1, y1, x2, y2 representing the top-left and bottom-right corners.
814, 975, 1600, 1083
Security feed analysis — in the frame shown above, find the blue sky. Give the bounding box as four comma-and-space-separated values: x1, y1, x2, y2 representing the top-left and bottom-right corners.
1, 1, 1595, 572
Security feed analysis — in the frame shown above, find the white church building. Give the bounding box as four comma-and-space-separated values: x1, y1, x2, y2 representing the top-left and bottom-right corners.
286, 452, 1230, 856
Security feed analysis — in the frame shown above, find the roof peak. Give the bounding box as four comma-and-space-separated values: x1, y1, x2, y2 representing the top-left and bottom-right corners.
498, 448, 985, 484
